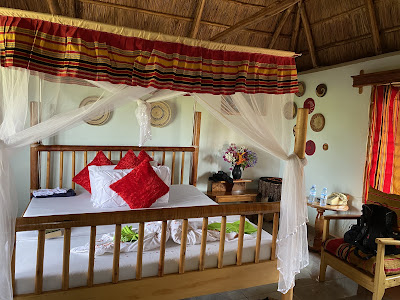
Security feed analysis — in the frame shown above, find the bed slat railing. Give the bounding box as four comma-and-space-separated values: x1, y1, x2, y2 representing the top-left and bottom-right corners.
158, 220, 168, 277
35, 230, 45, 294
15, 202, 279, 296
255, 213, 263, 263
136, 222, 145, 280
34, 145, 198, 190
112, 224, 121, 283
179, 219, 189, 274
236, 215, 245, 266
171, 151, 176, 185
218, 216, 227, 269
62, 228, 71, 290
71, 151, 76, 189
270, 212, 279, 260
199, 217, 208, 271
87, 226, 96, 287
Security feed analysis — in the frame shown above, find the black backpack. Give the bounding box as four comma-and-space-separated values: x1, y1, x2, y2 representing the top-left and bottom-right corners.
343, 203, 400, 259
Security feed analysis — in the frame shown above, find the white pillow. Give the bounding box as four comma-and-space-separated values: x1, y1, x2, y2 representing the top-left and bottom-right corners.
88, 165, 131, 208
151, 165, 171, 205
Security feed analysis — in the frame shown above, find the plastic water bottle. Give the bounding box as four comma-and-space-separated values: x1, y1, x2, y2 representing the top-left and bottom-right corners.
308, 185, 316, 203
320, 187, 328, 206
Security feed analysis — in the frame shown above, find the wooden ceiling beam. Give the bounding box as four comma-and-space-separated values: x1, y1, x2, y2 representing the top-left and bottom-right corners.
352, 69, 400, 87
78, 0, 290, 40
365, 0, 382, 55
209, 0, 299, 42
47, 0, 61, 15
299, 3, 318, 68
73, 0, 81, 19
190, 0, 206, 38
268, 6, 294, 49
290, 2, 302, 51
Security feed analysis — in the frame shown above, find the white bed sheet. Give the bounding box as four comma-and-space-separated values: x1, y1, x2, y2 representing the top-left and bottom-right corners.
16, 185, 272, 295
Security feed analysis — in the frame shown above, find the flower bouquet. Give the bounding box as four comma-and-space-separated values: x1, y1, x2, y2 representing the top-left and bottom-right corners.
223, 144, 257, 179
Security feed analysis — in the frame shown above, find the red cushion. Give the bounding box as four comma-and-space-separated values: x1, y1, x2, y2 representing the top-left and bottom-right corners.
72, 151, 113, 193
109, 160, 169, 209
138, 150, 153, 162
115, 150, 141, 169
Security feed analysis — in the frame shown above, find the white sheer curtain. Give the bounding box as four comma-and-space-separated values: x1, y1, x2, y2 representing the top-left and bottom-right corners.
0, 67, 179, 300
194, 93, 309, 293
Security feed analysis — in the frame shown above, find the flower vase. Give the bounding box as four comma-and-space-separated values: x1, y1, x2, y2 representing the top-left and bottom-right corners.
232, 165, 242, 180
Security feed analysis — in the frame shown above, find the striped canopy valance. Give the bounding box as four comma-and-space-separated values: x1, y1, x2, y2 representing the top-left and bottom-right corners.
0, 10, 299, 95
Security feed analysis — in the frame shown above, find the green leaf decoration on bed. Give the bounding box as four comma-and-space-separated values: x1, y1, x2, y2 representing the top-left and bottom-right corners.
207, 221, 257, 234
120, 225, 139, 242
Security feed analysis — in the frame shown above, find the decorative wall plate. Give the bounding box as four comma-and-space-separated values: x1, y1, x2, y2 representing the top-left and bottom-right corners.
310, 113, 325, 132
303, 98, 315, 114
79, 96, 113, 126
316, 84, 327, 97
283, 101, 298, 120
306, 140, 316, 156
295, 81, 305, 97
323, 143, 329, 151
150, 101, 172, 127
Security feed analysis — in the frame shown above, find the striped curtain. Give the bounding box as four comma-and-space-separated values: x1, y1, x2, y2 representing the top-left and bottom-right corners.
0, 15, 298, 95
365, 85, 400, 197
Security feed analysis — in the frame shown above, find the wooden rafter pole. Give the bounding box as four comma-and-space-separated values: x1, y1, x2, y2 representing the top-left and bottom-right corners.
269, 6, 293, 48
47, 0, 61, 15
364, 0, 382, 55
73, 0, 81, 19
190, 0, 206, 38
299, 3, 318, 68
290, 1, 302, 51
210, 0, 299, 42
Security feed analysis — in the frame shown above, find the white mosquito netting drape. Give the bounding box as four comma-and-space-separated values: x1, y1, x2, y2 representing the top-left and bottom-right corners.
0, 66, 184, 300
0, 68, 307, 300
194, 94, 309, 293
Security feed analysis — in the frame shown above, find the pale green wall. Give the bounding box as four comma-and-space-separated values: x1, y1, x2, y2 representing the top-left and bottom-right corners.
298, 52, 400, 236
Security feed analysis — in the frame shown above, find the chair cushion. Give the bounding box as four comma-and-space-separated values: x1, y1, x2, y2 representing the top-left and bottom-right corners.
323, 238, 400, 276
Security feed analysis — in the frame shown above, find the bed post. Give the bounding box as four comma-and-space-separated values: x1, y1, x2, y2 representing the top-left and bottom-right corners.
281, 108, 308, 300
190, 111, 201, 186
30, 102, 40, 192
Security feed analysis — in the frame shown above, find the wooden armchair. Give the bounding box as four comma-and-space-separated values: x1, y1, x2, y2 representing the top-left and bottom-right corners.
319, 214, 400, 300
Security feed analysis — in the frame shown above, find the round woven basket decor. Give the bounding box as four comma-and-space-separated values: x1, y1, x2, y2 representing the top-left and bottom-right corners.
150, 101, 172, 128
310, 113, 325, 132
79, 96, 113, 126
316, 84, 327, 97
295, 81, 305, 97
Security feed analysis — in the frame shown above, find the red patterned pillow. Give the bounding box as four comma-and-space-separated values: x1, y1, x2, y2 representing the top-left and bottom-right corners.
72, 151, 113, 193
115, 150, 141, 169
109, 160, 169, 209
138, 150, 153, 162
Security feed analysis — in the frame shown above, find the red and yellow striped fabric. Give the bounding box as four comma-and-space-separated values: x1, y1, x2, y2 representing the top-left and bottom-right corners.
365, 85, 400, 195
0, 15, 299, 95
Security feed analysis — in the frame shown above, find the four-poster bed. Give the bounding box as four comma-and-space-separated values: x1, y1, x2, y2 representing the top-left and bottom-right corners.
0, 7, 308, 300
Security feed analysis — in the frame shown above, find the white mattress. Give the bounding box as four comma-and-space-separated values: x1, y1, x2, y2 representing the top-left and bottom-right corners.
16, 185, 272, 295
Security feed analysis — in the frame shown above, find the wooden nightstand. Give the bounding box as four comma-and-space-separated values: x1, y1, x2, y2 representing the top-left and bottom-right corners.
206, 190, 258, 203
206, 179, 258, 203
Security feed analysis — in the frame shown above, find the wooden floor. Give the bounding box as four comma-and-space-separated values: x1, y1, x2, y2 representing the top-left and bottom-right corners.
184, 224, 400, 300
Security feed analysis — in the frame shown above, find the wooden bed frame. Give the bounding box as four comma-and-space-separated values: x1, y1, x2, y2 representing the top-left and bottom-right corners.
12, 110, 309, 300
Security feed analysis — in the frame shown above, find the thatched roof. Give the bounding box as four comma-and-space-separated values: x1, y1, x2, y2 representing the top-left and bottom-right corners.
1, 0, 399, 72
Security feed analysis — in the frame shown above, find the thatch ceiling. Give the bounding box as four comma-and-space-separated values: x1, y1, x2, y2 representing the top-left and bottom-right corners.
1, 0, 399, 72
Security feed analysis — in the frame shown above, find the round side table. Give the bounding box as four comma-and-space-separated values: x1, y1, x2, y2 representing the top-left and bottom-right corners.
307, 202, 349, 252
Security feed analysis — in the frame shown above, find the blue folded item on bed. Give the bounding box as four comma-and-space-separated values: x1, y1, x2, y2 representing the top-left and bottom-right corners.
33, 188, 76, 198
